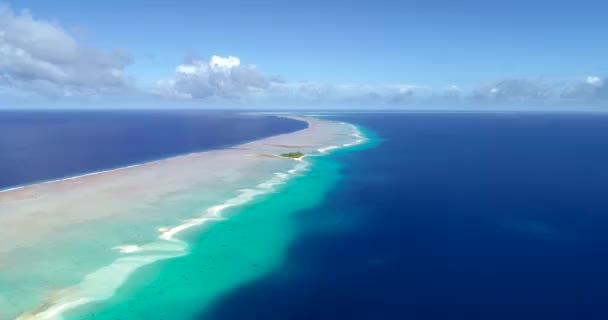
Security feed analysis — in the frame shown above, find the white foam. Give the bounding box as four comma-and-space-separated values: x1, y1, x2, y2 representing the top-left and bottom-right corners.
317, 145, 339, 154
342, 138, 365, 147
314, 122, 368, 154
112, 245, 143, 253
341, 123, 367, 148
0, 185, 25, 193
19, 297, 94, 320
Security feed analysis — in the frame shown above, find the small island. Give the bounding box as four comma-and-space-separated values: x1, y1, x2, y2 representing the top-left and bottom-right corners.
279, 152, 304, 159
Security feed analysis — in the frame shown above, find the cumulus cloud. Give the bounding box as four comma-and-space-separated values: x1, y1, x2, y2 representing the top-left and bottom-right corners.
0, 4, 132, 97
156, 55, 270, 99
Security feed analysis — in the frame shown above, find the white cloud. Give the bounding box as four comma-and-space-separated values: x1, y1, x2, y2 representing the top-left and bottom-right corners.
586, 76, 603, 87
210, 55, 240, 68
157, 55, 269, 99
0, 4, 133, 97
176, 64, 198, 75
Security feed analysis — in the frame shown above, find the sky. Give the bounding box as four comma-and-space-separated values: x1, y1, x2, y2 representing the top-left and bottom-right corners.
1, 0, 607, 110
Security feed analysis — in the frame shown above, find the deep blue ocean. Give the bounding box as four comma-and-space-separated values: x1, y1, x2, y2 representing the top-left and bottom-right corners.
4, 111, 608, 319
0, 111, 306, 190
198, 112, 608, 320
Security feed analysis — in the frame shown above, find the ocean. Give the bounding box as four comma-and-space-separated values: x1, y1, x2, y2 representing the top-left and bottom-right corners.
3, 111, 608, 319
195, 112, 608, 320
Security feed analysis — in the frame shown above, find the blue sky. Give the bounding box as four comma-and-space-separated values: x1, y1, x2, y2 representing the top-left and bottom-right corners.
1, 0, 608, 109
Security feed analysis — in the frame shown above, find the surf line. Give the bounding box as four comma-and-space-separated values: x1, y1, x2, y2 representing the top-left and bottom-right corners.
317, 122, 367, 154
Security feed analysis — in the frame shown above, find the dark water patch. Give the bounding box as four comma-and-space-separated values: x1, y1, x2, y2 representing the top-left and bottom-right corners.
198, 113, 608, 320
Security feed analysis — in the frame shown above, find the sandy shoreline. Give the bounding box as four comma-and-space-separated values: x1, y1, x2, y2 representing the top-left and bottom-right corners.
0, 116, 363, 319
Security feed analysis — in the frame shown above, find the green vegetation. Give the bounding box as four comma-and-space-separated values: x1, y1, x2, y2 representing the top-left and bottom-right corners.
280, 152, 304, 159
